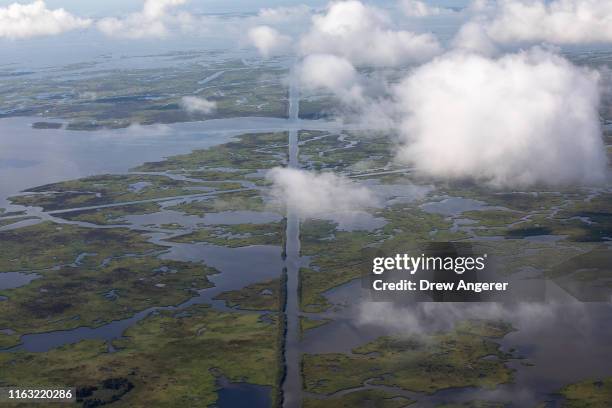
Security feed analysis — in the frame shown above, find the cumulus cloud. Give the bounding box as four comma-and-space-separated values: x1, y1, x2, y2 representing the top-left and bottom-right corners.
470, 0, 494, 13
452, 20, 498, 55
398, 0, 443, 17
266, 167, 378, 218
461, 0, 612, 46
296, 55, 396, 130
247, 25, 292, 58
393, 48, 608, 187
256, 5, 312, 23
300, 0, 441, 67
180, 96, 216, 114
0, 0, 91, 39
298, 54, 366, 105
97, 0, 188, 39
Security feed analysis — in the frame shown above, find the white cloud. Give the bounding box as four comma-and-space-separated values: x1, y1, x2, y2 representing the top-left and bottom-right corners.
296, 56, 396, 130
452, 20, 498, 55
97, 0, 188, 39
0, 0, 91, 39
180, 96, 216, 114
266, 167, 378, 218
247, 25, 292, 58
393, 48, 608, 187
141, 0, 186, 20
464, 0, 612, 46
469, 0, 495, 13
300, 0, 441, 67
256, 5, 312, 23
298, 54, 365, 105
398, 0, 443, 17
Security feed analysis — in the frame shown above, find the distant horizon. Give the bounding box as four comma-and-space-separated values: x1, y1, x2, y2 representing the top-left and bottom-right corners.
0, 0, 470, 15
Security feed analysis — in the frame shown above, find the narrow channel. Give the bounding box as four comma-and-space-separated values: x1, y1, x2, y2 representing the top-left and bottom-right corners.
282, 68, 302, 408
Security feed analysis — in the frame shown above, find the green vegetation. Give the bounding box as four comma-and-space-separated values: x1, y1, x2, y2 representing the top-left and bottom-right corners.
559, 377, 612, 408
299, 131, 393, 173
184, 168, 251, 181
0, 221, 159, 272
302, 320, 514, 395
0, 331, 20, 349
432, 189, 612, 243
275, 267, 288, 407
435, 402, 507, 408
31, 122, 63, 129
546, 245, 612, 281
167, 190, 268, 215
10, 174, 215, 211
464, 192, 612, 243
0, 221, 223, 340
299, 220, 378, 313
454, 319, 514, 337
0, 255, 216, 335
133, 132, 288, 173
303, 390, 414, 408
159, 223, 185, 230
0, 305, 279, 407
0, 123, 295, 404
214, 278, 282, 311
299, 205, 467, 313
378, 205, 469, 243
298, 96, 338, 120
461, 210, 525, 228
439, 188, 565, 213
533, 193, 612, 242
300, 316, 331, 338
538, 244, 612, 301
0, 216, 38, 228
1, 58, 288, 129
168, 221, 284, 248
196, 67, 288, 120
59, 203, 161, 225
0, 210, 27, 218
3, 55, 609, 407
299, 267, 357, 313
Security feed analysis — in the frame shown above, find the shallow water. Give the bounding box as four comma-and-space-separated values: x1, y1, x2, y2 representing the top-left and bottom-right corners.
0, 115, 343, 209
302, 276, 612, 407
6, 241, 283, 353
122, 208, 282, 229
319, 211, 387, 232
301, 280, 396, 354
159, 242, 284, 295
202, 211, 282, 225
0, 272, 41, 290
215, 377, 272, 408
1, 50, 610, 407
282, 67, 303, 408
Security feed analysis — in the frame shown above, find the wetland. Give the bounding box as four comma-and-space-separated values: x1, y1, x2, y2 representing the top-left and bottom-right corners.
1, 49, 611, 408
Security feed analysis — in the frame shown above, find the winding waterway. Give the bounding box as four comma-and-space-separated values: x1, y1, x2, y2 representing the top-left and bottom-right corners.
1, 67, 612, 408
0, 67, 308, 406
